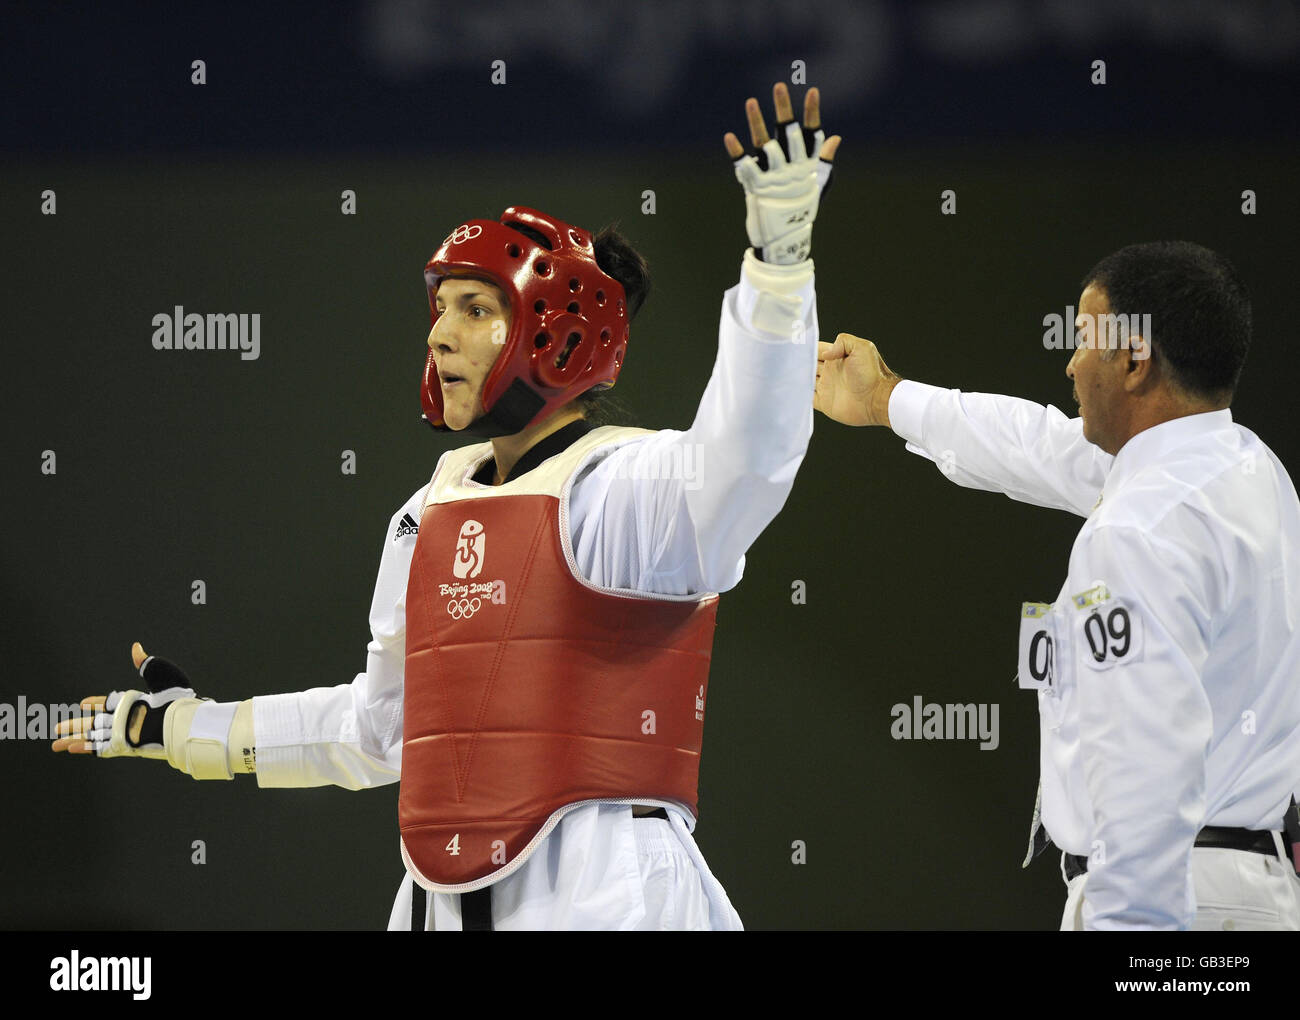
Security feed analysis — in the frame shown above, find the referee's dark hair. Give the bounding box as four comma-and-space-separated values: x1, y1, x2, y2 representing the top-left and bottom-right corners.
1081, 241, 1252, 402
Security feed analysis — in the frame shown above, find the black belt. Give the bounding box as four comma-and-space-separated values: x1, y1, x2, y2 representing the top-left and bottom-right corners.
462, 888, 492, 931
1063, 826, 1284, 882
410, 807, 672, 930
410, 884, 492, 931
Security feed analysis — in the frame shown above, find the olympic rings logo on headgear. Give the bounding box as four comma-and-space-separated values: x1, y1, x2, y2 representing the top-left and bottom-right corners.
446, 597, 482, 620
442, 224, 483, 246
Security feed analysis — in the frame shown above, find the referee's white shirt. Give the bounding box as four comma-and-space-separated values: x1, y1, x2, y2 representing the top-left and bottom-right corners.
244, 257, 818, 929
890, 380, 1300, 930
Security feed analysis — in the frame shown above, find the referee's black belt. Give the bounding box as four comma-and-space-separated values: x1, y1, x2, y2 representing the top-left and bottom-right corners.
1063, 826, 1283, 882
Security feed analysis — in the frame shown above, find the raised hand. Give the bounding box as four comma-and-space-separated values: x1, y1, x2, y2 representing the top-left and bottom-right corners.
724, 82, 842, 265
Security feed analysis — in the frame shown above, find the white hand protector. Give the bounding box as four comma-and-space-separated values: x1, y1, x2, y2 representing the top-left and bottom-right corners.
733, 119, 834, 265
89, 654, 199, 761
88, 653, 238, 779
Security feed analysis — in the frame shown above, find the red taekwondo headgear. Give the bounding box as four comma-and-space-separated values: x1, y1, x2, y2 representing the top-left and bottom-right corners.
421, 206, 630, 437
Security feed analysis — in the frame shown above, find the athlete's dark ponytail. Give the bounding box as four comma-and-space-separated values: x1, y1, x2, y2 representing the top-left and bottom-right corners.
577, 224, 649, 426
593, 223, 651, 321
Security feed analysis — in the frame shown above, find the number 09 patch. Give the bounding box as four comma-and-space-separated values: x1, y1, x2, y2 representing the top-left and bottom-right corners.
1017, 602, 1057, 691
1073, 593, 1143, 670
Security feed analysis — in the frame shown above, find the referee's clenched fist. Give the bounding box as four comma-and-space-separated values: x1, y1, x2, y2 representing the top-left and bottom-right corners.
814, 333, 902, 428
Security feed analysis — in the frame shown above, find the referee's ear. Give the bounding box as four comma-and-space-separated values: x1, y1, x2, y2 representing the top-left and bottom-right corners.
1123, 336, 1157, 394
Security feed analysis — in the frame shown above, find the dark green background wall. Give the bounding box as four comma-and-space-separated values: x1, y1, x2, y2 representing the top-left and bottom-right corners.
3, 143, 1297, 928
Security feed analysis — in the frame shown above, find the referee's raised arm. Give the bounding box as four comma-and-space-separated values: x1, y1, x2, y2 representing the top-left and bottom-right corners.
814, 332, 1111, 515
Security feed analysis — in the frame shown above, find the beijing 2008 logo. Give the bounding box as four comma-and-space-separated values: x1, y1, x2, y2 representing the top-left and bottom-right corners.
453, 520, 484, 579
440, 519, 506, 622
445, 520, 486, 620
443, 224, 483, 246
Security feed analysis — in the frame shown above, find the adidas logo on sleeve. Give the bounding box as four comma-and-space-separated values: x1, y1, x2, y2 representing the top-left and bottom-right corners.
393, 512, 420, 541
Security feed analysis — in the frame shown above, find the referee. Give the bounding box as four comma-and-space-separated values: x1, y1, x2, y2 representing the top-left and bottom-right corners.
816, 241, 1300, 930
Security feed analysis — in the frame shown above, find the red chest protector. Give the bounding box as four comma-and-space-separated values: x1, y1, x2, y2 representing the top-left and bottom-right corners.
399, 428, 719, 892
